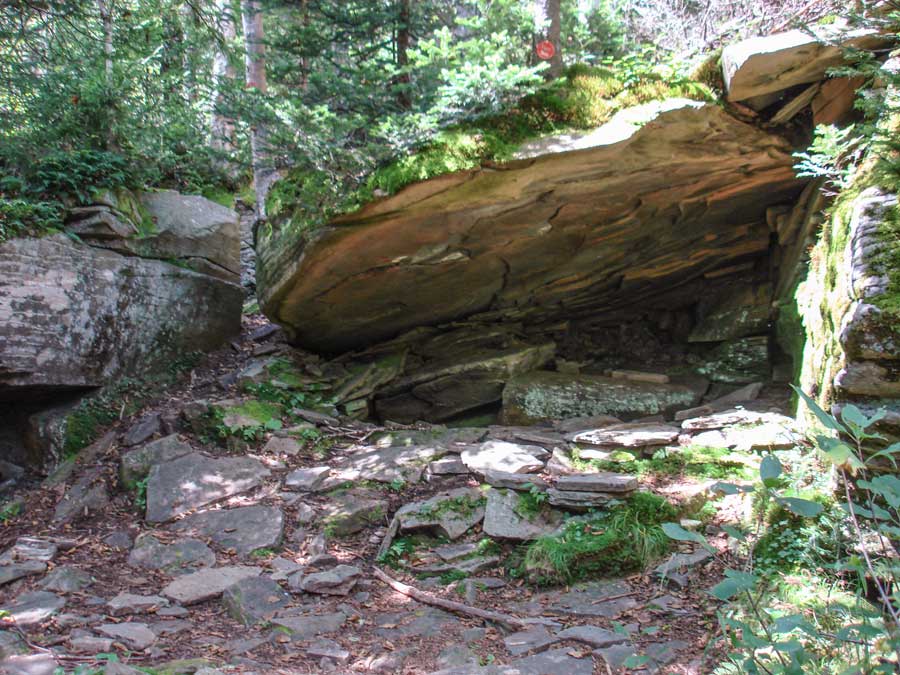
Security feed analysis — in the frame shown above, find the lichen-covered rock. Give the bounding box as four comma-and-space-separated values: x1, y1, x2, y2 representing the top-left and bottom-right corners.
396, 487, 486, 540
502, 372, 703, 424
0, 235, 241, 396
482, 488, 563, 541
258, 102, 801, 354
0, 190, 241, 469
796, 188, 900, 440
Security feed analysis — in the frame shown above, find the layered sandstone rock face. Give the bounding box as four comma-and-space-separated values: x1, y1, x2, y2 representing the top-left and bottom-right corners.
258, 101, 801, 354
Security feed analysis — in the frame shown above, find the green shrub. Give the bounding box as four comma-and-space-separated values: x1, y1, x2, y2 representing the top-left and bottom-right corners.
0, 198, 64, 243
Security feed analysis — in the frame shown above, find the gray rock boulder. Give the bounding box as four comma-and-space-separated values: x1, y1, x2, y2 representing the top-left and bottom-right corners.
292, 565, 361, 596
168, 505, 284, 557
128, 534, 215, 575
258, 103, 800, 355
145, 453, 269, 522
222, 576, 290, 625
503, 372, 703, 424
120, 434, 193, 486
482, 488, 563, 541
0, 234, 241, 463
53, 470, 109, 524
161, 566, 262, 605
723, 23, 888, 105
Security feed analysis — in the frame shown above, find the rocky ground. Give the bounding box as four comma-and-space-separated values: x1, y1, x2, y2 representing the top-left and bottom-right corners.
0, 309, 808, 675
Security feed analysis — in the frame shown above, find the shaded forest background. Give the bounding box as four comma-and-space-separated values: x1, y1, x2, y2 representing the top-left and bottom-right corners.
0, 0, 843, 234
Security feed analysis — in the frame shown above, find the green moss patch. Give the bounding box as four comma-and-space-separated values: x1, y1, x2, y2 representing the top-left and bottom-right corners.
522, 492, 677, 585
571, 445, 753, 480
262, 65, 716, 242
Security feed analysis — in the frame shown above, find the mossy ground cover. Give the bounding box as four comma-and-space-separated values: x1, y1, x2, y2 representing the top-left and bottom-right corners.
262, 63, 716, 240
571, 444, 754, 480
64, 352, 202, 457
521, 492, 677, 585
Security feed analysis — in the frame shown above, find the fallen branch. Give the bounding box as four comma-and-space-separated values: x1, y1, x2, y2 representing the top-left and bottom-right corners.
372, 566, 553, 631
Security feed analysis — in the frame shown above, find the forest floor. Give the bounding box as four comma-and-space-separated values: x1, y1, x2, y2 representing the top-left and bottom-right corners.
0, 207, 793, 674
0, 308, 801, 675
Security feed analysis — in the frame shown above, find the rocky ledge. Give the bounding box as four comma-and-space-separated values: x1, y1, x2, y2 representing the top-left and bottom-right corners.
258, 100, 801, 354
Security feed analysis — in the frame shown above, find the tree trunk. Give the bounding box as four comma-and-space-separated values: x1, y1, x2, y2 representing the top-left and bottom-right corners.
241, 0, 272, 221
534, 0, 562, 78
96, 0, 113, 80
211, 0, 238, 166
395, 0, 411, 108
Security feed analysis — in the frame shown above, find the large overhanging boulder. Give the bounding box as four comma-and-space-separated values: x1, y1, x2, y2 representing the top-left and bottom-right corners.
258, 100, 804, 354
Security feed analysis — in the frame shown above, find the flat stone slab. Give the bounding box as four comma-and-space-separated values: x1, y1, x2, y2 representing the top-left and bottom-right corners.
1, 591, 64, 627
321, 490, 388, 536
53, 470, 109, 524
293, 565, 361, 596
6, 537, 58, 563
569, 423, 680, 448
272, 611, 347, 640
145, 453, 269, 522
510, 647, 593, 675
396, 487, 485, 540
461, 441, 547, 474
546, 581, 638, 619
120, 434, 193, 486
284, 466, 331, 491
40, 566, 92, 593
222, 576, 290, 625
0, 654, 60, 675
128, 534, 216, 575
428, 456, 469, 475
262, 436, 303, 456
483, 488, 563, 541
326, 445, 444, 486
161, 566, 261, 605
97, 622, 157, 650
169, 505, 284, 557
546, 488, 615, 509
680, 409, 789, 431
0, 561, 47, 587
107, 593, 168, 617
307, 638, 351, 663
503, 626, 557, 656
555, 473, 638, 493
482, 471, 548, 491
414, 555, 500, 577
556, 625, 627, 648
374, 607, 461, 639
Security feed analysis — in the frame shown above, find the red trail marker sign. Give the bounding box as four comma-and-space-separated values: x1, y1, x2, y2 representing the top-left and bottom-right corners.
536, 40, 555, 60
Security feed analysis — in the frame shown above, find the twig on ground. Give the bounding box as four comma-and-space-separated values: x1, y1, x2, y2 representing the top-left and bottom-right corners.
372, 566, 554, 631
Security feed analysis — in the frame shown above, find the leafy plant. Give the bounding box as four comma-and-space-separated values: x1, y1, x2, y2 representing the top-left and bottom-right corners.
515, 484, 549, 520
133, 477, 149, 511
661, 389, 900, 674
